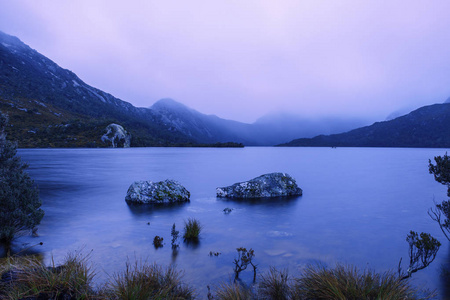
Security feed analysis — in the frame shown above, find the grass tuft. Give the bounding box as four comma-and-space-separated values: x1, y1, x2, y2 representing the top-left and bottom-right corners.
292, 264, 423, 300
214, 282, 253, 300
108, 259, 194, 299
1, 251, 96, 299
258, 267, 290, 300
183, 218, 202, 241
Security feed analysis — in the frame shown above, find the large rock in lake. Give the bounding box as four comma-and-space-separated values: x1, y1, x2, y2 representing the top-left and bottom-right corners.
125, 179, 190, 204
216, 172, 302, 199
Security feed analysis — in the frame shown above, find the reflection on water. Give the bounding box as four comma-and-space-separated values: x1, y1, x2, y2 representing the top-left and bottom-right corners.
127, 202, 190, 216
5, 147, 450, 297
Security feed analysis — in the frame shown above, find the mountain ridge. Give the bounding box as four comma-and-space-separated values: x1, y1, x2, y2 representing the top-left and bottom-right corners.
0, 31, 195, 147
279, 102, 450, 148
1, 30, 447, 148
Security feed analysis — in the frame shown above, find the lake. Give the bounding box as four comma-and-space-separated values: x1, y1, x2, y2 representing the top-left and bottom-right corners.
7, 147, 450, 298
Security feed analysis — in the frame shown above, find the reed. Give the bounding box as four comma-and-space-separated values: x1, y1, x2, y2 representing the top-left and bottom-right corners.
183, 218, 202, 241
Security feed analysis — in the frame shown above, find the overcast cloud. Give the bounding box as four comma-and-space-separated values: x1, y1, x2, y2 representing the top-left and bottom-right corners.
1, 1, 450, 123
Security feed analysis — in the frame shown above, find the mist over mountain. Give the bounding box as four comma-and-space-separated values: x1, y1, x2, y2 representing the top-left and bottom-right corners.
150, 98, 254, 144
253, 112, 368, 142
0, 30, 371, 147
150, 98, 370, 145
280, 103, 450, 148
2, 30, 446, 148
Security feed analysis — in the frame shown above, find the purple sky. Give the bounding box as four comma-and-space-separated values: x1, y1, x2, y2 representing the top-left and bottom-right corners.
1, 1, 450, 123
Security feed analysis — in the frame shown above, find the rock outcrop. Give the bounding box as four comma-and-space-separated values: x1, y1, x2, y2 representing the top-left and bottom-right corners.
101, 123, 131, 148
216, 172, 302, 199
125, 179, 190, 204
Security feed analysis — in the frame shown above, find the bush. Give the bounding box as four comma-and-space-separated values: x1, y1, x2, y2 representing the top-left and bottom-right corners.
292, 264, 422, 300
428, 153, 450, 241
0, 112, 44, 246
183, 218, 202, 241
153, 235, 164, 249
108, 260, 194, 299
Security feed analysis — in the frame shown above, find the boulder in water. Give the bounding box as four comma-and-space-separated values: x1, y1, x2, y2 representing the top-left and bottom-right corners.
125, 179, 190, 204
216, 172, 302, 199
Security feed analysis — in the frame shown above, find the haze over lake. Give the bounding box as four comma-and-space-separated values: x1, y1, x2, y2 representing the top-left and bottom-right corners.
12, 147, 450, 297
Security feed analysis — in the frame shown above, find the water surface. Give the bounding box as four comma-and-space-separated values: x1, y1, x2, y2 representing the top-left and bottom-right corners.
9, 147, 450, 297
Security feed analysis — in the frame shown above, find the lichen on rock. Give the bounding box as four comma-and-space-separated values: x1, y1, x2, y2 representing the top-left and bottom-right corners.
125, 179, 190, 204
216, 172, 302, 199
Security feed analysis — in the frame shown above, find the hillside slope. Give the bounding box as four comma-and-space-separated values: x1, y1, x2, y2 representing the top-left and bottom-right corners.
0, 31, 193, 147
279, 103, 450, 148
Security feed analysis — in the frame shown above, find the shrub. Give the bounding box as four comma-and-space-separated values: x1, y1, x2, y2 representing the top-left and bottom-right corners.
428, 153, 450, 241
108, 260, 194, 299
0, 112, 44, 246
292, 264, 422, 300
233, 247, 257, 280
171, 223, 180, 249
153, 235, 164, 249
183, 218, 202, 241
1, 251, 96, 299
398, 231, 441, 280
429, 152, 450, 197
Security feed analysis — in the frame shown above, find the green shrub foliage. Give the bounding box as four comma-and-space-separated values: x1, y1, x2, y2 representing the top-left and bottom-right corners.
429, 153, 450, 241
398, 231, 441, 280
0, 112, 44, 245
429, 152, 450, 197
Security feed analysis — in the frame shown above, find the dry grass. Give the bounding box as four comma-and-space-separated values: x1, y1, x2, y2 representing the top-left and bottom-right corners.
1, 251, 97, 299
214, 282, 253, 300
258, 267, 290, 300
107, 259, 194, 299
292, 264, 425, 300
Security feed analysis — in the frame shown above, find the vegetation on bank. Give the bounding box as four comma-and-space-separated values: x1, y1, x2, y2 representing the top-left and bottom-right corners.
0, 98, 244, 148
0, 112, 44, 247
0, 253, 431, 300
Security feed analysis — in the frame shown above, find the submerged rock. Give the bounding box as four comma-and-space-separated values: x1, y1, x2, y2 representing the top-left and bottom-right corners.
216, 172, 302, 199
101, 123, 131, 148
125, 179, 190, 204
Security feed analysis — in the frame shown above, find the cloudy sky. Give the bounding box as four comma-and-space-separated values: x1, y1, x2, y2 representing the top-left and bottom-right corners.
1, 1, 450, 123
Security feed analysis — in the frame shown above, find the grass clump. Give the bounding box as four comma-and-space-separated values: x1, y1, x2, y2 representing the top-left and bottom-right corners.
258, 267, 290, 300
183, 218, 202, 241
108, 260, 194, 299
292, 264, 422, 300
213, 282, 253, 300
1, 251, 96, 299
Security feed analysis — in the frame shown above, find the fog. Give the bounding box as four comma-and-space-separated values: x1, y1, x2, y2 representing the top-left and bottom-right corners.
1, 1, 450, 123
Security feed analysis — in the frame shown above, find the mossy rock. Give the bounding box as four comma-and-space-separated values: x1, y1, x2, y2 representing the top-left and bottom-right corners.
125, 179, 190, 204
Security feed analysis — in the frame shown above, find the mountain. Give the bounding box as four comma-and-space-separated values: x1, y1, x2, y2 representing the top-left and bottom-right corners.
252, 112, 368, 144
0, 31, 193, 147
1, 31, 361, 147
150, 98, 369, 146
150, 98, 255, 144
279, 103, 450, 148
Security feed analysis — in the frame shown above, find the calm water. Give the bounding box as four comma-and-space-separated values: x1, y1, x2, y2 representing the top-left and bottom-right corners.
8, 147, 450, 297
